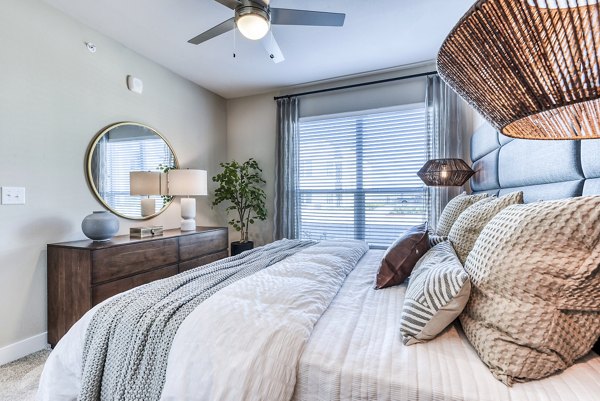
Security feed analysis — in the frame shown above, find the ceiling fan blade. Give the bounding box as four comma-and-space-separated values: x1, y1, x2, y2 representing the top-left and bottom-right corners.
271, 8, 345, 27
213, 0, 241, 10
188, 18, 236, 45
261, 31, 285, 63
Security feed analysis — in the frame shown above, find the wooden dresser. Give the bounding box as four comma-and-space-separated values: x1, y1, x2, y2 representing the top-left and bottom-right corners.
47, 226, 228, 346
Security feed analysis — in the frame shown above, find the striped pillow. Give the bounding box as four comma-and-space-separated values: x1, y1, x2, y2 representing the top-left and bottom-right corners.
399, 241, 471, 345
428, 234, 447, 247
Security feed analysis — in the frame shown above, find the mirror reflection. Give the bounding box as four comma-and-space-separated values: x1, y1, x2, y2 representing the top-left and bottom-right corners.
86, 122, 178, 220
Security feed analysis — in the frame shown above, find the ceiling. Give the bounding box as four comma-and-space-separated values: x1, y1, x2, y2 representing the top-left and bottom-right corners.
43, 0, 474, 99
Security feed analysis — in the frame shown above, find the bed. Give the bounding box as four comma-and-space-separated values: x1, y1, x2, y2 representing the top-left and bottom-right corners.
294, 250, 600, 401
38, 124, 600, 401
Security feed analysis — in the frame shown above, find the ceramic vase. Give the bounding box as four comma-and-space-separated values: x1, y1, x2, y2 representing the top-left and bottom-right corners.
82, 211, 119, 241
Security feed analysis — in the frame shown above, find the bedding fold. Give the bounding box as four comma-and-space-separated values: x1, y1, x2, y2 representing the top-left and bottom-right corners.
160, 240, 369, 401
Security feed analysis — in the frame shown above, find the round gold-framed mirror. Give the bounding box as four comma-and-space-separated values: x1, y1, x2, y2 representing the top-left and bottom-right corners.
86, 122, 179, 220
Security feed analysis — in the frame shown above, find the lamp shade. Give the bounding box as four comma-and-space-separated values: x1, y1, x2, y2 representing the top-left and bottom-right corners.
129, 171, 166, 195
236, 7, 270, 40
237, 14, 270, 40
437, 0, 600, 139
167, 169, 208, 196
417, 159, 475, 187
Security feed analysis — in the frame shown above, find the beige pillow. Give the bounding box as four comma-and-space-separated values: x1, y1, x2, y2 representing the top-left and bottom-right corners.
448, 192, 523, 263
435, 192, 489, 236
460, 196, 600, 386
399, 241, 470, 345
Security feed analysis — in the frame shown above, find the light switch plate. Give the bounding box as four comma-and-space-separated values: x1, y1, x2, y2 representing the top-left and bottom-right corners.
1, 187, 26, 205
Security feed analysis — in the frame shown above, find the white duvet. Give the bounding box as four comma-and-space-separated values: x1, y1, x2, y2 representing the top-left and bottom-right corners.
37, 240, 368, 401
294, 250, 600, 401
38, 242, 600, 401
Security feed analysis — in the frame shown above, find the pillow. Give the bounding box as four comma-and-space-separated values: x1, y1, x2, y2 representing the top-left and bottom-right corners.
399, 241, 471, 345
460, 196, 600, 386
428, 234, 447, 247
435, 192, 489, 236
448, 192, 523, 263
375, 222, 429, 289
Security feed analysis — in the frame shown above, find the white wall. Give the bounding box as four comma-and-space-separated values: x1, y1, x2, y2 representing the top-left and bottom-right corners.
0, 0, 227, 362
299, 74, 427, 118
225, 94, 277, 245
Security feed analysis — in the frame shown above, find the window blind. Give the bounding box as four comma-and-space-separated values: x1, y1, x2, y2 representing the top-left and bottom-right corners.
101, 138, 175, 216
297, 105, 428, 248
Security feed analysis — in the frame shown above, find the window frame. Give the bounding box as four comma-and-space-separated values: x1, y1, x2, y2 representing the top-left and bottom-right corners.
297, 103, 428, 249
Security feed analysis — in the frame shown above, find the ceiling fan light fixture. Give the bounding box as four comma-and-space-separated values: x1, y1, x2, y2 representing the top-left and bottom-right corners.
236, 8, 270, 40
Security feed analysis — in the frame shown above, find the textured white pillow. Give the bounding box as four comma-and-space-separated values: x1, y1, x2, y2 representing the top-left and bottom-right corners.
435, 192, 489, 236
460, 196, 600, 386
448, 192, 523, 263
399, 241, 471, 345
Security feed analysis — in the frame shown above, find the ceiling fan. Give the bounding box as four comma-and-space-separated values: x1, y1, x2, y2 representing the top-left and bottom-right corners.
187, 0, 346, 63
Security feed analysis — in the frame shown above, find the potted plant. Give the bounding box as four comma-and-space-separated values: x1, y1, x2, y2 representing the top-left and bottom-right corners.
212, 158, 267, 256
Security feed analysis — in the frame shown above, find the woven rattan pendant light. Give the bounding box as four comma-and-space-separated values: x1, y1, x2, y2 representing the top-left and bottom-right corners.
437, 0, 600, 140
417, 159, 475, 186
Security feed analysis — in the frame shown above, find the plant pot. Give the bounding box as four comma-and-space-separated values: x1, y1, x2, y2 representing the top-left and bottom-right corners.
231, 241, 254, 256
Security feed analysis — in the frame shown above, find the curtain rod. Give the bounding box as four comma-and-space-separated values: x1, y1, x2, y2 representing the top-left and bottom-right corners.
273, 71, 437, 101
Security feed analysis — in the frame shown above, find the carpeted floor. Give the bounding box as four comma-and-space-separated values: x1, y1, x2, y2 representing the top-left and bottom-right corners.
0, 349, 50, 401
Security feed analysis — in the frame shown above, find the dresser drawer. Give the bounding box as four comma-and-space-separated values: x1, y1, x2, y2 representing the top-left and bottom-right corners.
179, 230, 227, 261
92, 238, 178, 284
48, 226, 227, 346
92, 264, 178, 305
179, 250, 229, 273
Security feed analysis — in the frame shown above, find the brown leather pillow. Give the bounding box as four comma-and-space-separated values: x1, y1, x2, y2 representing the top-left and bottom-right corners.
375, 222, 429, 289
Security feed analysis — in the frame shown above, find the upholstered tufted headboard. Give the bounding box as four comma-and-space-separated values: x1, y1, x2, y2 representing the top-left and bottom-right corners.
470, 123, 600, 354
470, 123, 600, 202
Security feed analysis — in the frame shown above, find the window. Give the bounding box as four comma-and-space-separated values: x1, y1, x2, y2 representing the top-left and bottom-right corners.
99, 136, 175, 216
297, 104, 428, 248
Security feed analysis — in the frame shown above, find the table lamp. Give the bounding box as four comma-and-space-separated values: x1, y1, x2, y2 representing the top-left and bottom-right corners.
167, 169, 208, 231
130, 171, 166, 217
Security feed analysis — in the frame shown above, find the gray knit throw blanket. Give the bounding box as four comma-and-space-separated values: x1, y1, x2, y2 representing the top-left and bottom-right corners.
78, 239, 315, 401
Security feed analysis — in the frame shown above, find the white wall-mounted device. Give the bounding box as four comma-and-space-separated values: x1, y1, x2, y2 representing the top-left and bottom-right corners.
1, 187, 26, 205
127, 75, 144, 94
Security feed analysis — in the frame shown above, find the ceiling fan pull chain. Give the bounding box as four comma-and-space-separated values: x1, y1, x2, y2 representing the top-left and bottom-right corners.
268, 33, 274, 59
233, 25, 237, 58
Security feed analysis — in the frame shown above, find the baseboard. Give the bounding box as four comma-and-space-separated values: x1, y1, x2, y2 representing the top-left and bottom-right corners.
0, 332, 48, 366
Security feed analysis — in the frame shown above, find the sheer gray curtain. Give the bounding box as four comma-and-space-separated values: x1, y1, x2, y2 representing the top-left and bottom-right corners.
425, 75, 468, 229
274, 97, 300, 240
